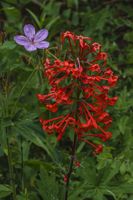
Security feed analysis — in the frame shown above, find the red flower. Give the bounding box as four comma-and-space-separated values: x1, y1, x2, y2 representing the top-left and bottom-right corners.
75, 161, 81, 167
92, 42, 101, 52
88, 64, 101, 73
37, 31, 118, 154
94, 144, 103, 154
46, 103, 58, 112
63, 175, 68, 183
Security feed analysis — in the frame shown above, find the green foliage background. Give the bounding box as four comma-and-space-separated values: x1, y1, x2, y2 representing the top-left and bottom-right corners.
0, 0, 133, 199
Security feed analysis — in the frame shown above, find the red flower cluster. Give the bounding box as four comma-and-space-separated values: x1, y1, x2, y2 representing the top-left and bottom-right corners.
37, 31, 118, 154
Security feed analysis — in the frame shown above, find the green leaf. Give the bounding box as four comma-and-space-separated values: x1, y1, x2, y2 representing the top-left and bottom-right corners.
118, 116, 129, 134
127, 49, 133, 64
36, 167, 60, 200
0, 184, 12, 198
105, 189, 117, 200
72, 11, 79, 26
1, 6, 21, 23
100, 160, 121, 185
67, 0, 79, 8
15, 124, 55, 161
110, 183, 133, 194
77, 142, 85, 153
0, 41, 16, 50
46, 16, 60, 30
77, 159, 97, 185
0, 125, 7, 152
124, 32, 133, 42
24, 159, 54, 170
26, 9, 41, 28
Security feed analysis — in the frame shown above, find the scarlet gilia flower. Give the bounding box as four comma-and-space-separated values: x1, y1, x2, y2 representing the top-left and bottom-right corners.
37, 31, 118, 155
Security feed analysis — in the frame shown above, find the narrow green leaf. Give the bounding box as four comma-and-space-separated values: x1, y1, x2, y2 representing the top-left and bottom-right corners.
46, 16, 60, 30
26, 9, 41, 28
0, 184, 12, 198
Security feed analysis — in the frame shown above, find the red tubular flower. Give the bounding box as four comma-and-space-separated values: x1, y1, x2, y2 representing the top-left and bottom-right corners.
46, 103, 58, 112
94, 144, 103, 154
75, 161, 81, 167
92, 42, 101, 51
37, 31, 118, 155
64, 175, 68, 183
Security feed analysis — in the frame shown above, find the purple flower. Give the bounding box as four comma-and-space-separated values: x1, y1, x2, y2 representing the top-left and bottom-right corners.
14, 24, 49, 52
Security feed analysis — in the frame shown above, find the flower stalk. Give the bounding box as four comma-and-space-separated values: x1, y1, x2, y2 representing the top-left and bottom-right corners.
64, 87, 80, 200
64, 134, 77, 200
4, 81, 17, 200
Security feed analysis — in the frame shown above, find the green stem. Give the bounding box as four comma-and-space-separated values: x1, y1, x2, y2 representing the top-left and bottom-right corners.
36, 51, 44, 87
46, 49, 58, 60
20, 136, 24, 192
4, 82, 16, 200
6, 128, 17, 200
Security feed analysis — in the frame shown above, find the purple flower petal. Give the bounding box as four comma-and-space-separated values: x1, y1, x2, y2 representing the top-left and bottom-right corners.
34, 29, 48, 42
35, 41, 49, 49
24, 43, 37, 52
14, 35, 29, 46
24, 24, 35, 40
